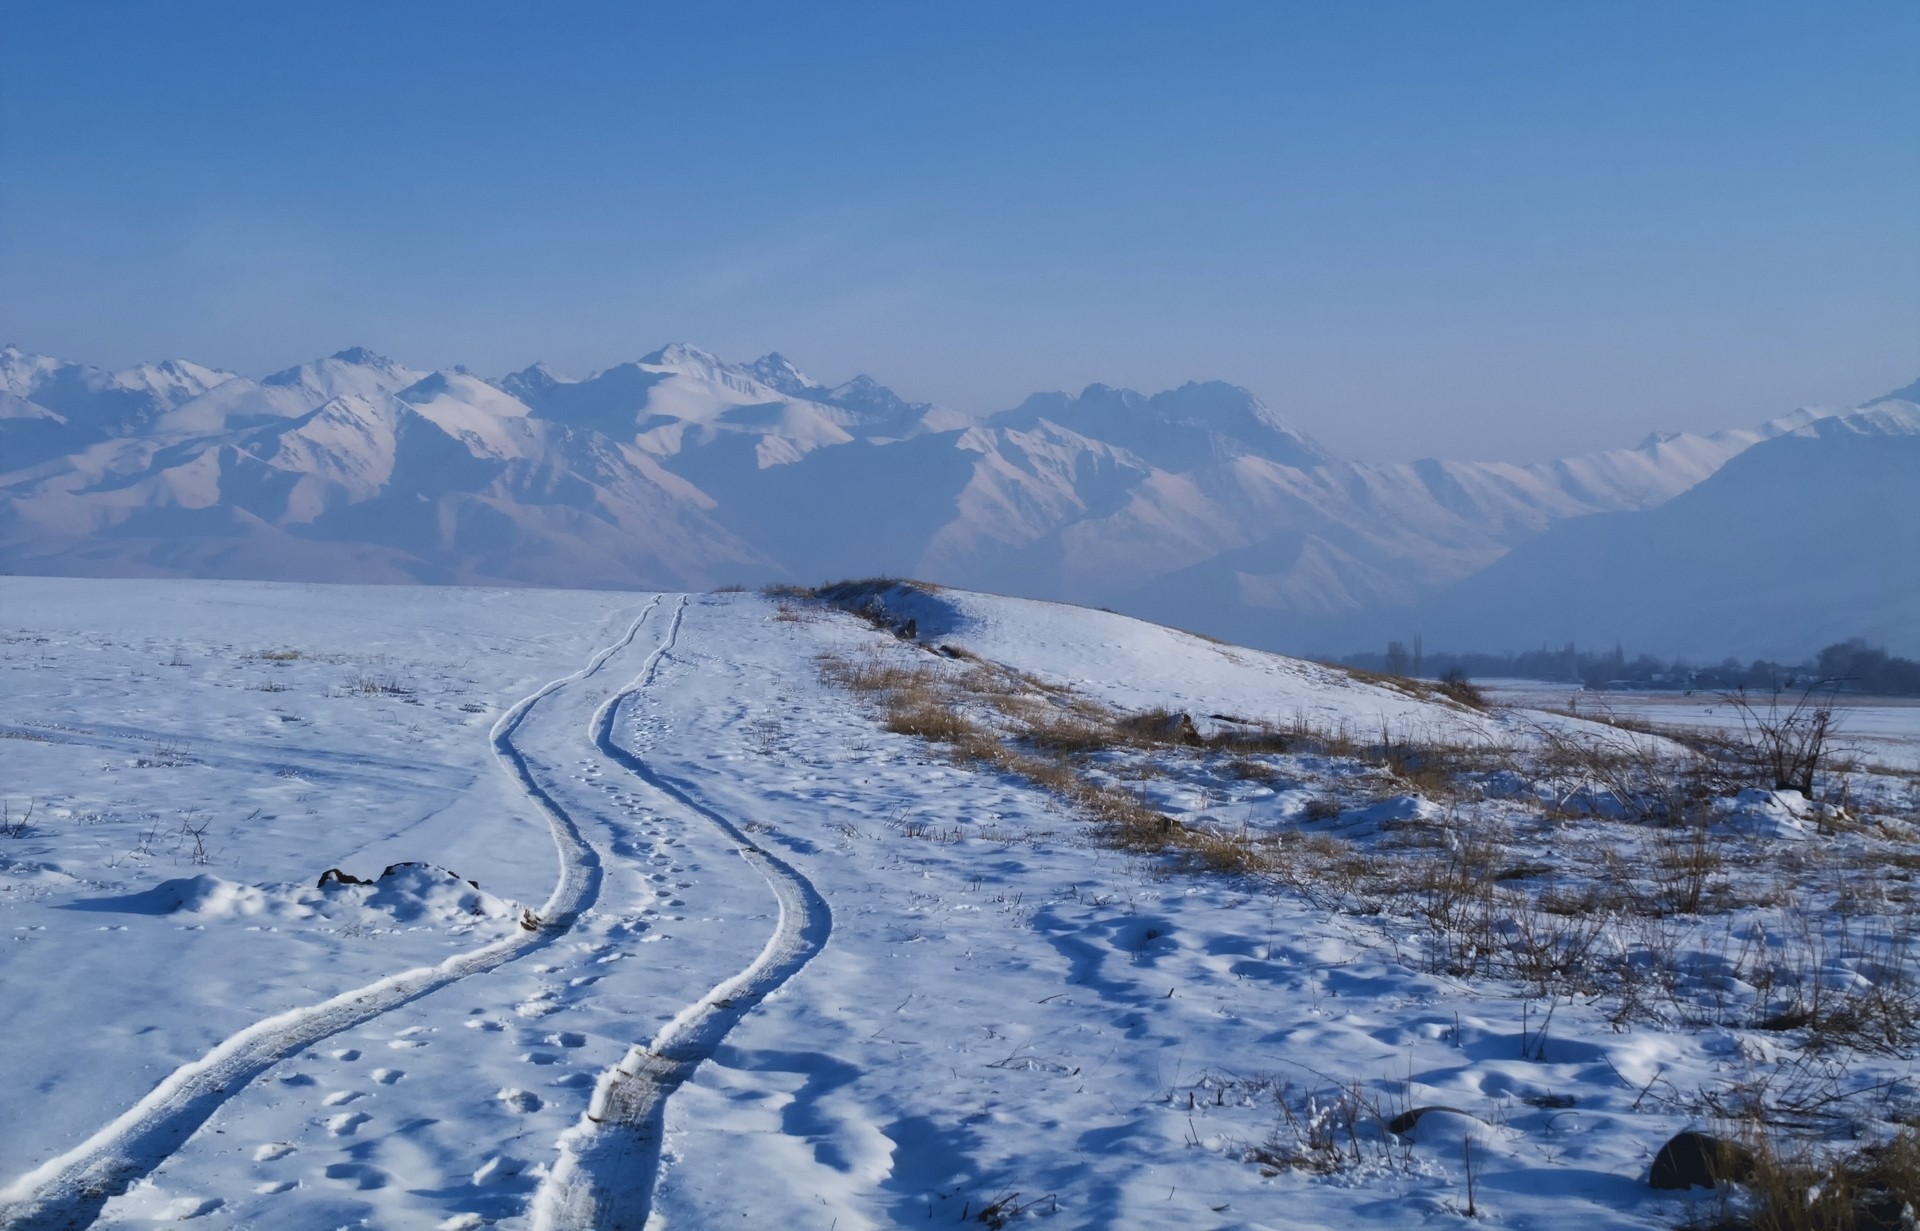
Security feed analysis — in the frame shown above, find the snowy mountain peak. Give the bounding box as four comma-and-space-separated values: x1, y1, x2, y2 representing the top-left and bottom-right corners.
997, 378, 1327, 471
112, 358, 236, 405
640, 342, 730, 374
496, 361, 570, 404
327, 346, 392, 367
0, 344, 65, 396
746, 352, 823, 397
259, 350, 425, 411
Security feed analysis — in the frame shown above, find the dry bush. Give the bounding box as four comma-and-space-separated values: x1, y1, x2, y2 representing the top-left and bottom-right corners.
1722, 684, 1845, 798
1436, 667, 1488, 709
1245, 1080, 1400, 1177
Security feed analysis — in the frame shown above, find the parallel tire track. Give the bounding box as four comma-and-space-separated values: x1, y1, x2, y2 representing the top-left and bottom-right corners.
532, 598, 833, 1231
0, 598, 667, 1231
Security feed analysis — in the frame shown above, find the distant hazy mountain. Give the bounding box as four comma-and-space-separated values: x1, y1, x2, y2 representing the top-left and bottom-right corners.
1363, 404, 1920, 658
1, 340, 1911, 658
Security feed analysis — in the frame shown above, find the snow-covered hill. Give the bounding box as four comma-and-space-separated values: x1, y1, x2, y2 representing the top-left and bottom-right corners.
2, 341, 1910, 656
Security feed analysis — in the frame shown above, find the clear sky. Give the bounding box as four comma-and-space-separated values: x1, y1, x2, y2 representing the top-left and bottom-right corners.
2, 2, 1914, 462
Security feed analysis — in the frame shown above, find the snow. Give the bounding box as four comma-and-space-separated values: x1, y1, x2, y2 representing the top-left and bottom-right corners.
2, 576, 1917, 1229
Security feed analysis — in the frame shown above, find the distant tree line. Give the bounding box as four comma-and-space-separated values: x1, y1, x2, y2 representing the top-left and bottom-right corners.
1339, 637, 1920, 696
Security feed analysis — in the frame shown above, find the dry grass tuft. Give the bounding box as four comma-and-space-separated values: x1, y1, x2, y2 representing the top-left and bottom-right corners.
1686, 1126, 1920, 1231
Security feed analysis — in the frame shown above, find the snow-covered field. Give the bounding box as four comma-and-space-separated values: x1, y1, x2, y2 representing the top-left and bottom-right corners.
1484, 679, 1920, 774
3, 577, 1917, 1229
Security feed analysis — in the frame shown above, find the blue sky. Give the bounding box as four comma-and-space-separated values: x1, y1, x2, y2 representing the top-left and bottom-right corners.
2, 2, 1914, 461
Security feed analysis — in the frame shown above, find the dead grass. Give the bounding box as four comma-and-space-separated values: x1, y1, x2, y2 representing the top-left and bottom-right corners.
815, 647, 1272, 874
343, 672, 416, 698
1686, 1126, 1920, 1231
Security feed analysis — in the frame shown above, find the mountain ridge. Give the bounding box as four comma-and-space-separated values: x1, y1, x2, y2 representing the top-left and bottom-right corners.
2, 340, 1912, 657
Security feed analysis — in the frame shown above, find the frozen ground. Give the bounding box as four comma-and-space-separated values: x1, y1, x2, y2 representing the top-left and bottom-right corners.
2, 578, 1917, 1229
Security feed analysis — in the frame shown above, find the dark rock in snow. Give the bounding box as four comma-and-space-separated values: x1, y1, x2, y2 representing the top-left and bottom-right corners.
1648, 1130, 1754, 1190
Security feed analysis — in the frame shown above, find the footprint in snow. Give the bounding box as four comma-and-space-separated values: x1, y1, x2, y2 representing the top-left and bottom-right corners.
332, 1048, 360, 1062
472, 1156, 524, 1185
371, 1068, 403, 1084
325, 1111, 371, 1136
497, 1088, 543, 1113
161, 1196, 222, 1219
322, 1161, 387, 1190
253, 1180, 297, 1195
320, 1090, 364, 1106
253, 1142, 295, 1162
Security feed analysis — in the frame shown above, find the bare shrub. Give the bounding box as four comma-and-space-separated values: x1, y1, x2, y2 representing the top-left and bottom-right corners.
1246, 1080, 1399, 1177
1723, 683, 1844, 797
1435, 667, 1487, 709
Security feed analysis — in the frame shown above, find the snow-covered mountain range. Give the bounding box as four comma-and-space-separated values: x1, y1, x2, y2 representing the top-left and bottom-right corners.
3, 341, 1914, 656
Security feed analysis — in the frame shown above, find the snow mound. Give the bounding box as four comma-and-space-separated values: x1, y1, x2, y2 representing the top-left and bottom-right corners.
74, 863, 519, 929
1710, 788, 1813, 839
312, 862, 520, 925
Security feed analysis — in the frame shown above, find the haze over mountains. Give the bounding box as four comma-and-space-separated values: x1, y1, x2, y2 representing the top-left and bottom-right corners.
3, 341, 1915, 658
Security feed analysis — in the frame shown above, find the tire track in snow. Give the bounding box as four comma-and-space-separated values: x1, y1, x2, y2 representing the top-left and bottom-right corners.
0, 598, 669, 1231
532, 599, 833, 1231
